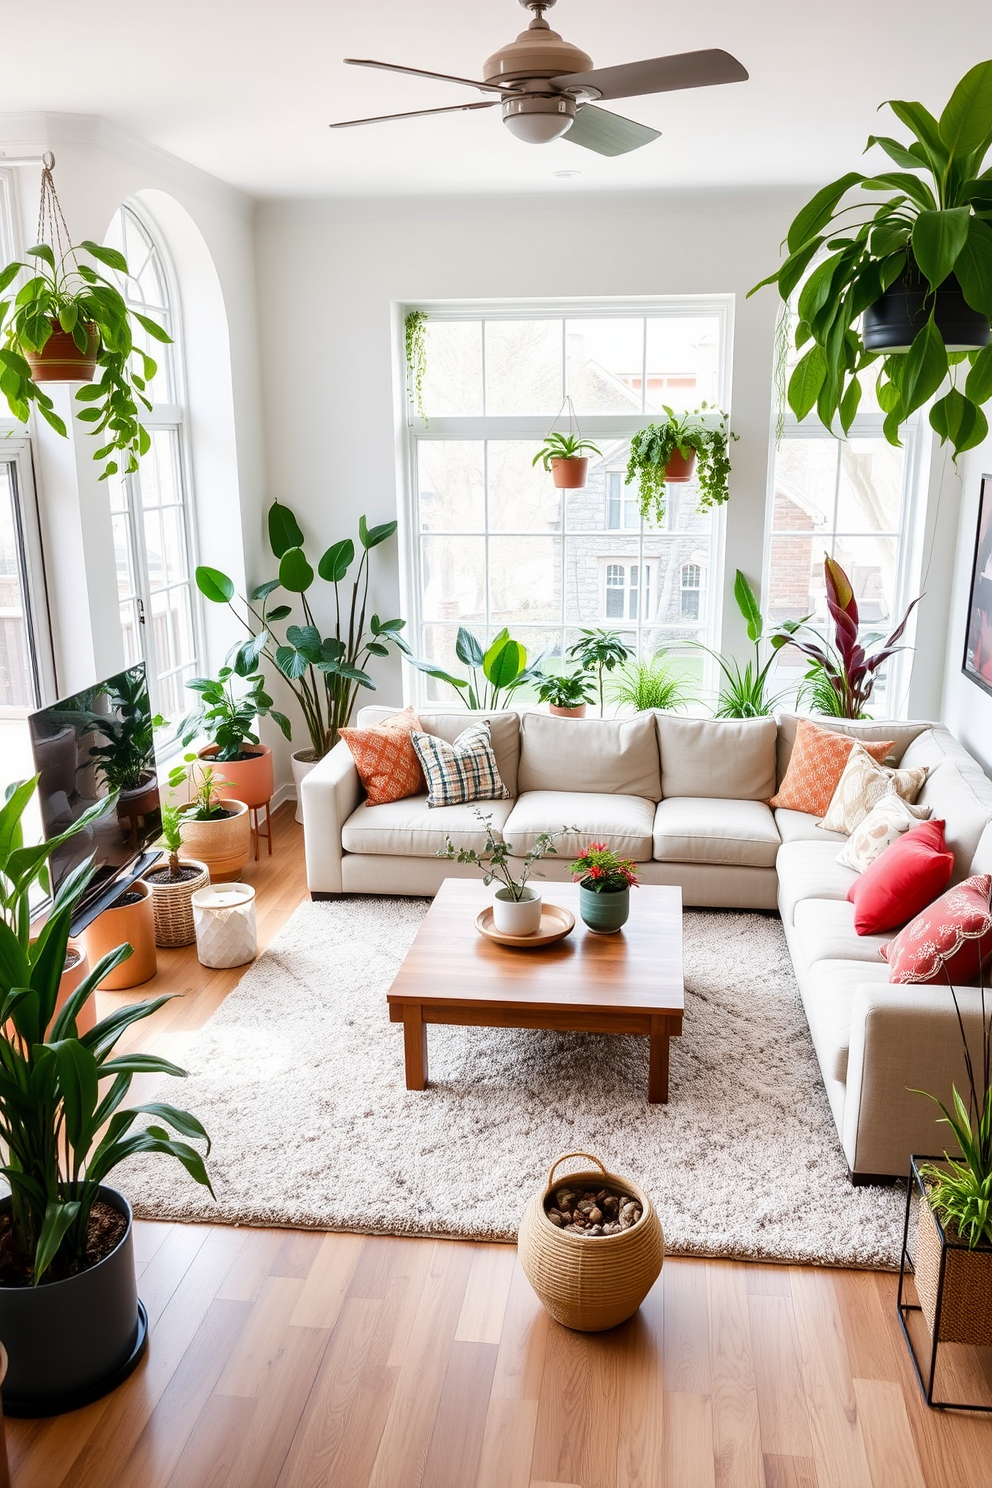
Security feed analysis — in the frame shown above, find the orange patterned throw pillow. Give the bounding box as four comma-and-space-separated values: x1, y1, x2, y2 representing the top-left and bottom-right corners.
339, 707, 426, 806
769, 719, 894, 818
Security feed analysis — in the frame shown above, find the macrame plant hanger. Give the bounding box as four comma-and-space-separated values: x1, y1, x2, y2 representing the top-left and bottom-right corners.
26, 152, 102, 384
35, 153, 74, 268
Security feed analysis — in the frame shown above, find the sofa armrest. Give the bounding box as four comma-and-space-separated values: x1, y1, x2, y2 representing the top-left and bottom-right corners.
842, 981, 989, 1177
301, 741, 363, 895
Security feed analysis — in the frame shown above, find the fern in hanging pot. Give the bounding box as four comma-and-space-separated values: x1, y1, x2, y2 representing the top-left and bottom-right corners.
625, 404, 736, 525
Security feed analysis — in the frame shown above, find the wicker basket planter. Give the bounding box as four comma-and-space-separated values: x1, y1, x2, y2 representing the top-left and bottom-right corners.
915, 1188, 992, 1346
144, 859, 210, 948
177, 801, 251, 882
518, 1152, 664, 1332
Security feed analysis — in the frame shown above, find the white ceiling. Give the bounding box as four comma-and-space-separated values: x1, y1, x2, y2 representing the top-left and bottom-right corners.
2, 0, 991, 199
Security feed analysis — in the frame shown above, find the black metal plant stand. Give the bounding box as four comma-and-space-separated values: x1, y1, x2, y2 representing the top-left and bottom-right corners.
897, 1155, 992, 1412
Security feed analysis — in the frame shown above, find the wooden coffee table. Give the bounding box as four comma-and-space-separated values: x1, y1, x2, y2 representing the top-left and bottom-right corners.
387, 878, 684, 1103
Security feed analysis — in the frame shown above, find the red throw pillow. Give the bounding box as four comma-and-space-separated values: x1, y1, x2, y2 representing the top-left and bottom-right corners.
847, 819, 953, 935
882, 874, 992, 984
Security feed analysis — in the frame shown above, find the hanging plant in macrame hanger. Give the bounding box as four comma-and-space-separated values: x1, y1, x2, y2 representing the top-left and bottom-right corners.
0, 153, 171, 480
532, 396, 602, 489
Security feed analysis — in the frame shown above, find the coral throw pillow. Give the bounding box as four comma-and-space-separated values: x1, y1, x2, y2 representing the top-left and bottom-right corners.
770, 719, 894, 818
882, 875, 992, 985
847, 818, 953, 936
819, 742, 928, 835
339, 707, 425, 806
836, 791, 932, 873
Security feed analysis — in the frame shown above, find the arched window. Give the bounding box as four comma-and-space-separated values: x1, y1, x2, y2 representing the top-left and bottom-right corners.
104, 204, 200, 724
680, 562, 702, 621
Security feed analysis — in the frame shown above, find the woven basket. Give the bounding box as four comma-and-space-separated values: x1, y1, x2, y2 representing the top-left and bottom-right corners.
518, 1152, 664, 1332
145, 859, 210, 948
915, 1195, 992, 1346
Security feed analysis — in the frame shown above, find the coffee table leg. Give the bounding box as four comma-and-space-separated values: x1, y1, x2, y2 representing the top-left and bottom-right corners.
648, 1017, 670, 1104
403, 1004, 428, 1090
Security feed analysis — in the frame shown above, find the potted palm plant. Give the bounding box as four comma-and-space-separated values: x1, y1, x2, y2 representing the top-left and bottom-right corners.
180, 664, 290, 813
532, 431, 603, 490
0, 236, 170, 481
566, 630, 632, 717
144, 806, 210, 948
625, 404, 736, 524
169, 756, 250, 882
750, 60, 992, 457
536, 669, 596, 717
0, 777, 211, 1414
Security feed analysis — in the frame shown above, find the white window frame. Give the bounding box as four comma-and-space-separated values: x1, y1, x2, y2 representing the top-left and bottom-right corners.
398, 297, 733, 704
0, 431, 57, 709
762, 409, 925, 716
106, 202, 203, 739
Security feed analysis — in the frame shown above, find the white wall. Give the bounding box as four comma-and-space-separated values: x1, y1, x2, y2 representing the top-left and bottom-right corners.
941, 438, 992, 774
253, 188, 808, 736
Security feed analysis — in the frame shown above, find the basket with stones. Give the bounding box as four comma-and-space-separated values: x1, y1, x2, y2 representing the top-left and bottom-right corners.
518, 1152, 665, 1332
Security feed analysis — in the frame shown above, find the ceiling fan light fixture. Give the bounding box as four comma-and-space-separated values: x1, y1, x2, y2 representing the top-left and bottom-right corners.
501, 94, 575, 144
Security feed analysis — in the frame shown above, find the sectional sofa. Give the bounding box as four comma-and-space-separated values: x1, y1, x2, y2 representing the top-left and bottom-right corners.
302, 707, 992, 1181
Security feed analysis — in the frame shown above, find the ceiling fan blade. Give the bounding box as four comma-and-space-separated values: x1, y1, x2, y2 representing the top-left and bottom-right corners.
344, 58, 514, 96
553, 49, 748, 101
330, 100, 501, 129
564, 106, 660, 157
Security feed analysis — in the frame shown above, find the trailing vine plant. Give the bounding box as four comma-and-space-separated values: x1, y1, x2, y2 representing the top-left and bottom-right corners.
404, 309, 429, 425
625, 404, 737, 524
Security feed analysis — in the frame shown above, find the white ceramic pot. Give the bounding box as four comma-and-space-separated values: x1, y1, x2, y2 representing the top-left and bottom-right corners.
292, 749, 319, 825
191, 883, 257, 969
492, 887, 543, 937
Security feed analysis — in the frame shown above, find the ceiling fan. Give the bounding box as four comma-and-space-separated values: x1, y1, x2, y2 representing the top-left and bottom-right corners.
329, 0, 748, 158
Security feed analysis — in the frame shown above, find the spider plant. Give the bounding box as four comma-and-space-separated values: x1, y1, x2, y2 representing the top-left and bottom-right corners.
609, 652, 695, 712
531, 431, 602, 470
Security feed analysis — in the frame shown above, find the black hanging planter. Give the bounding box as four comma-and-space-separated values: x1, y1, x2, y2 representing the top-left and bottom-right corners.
0, 1186, 148, 1417
863, 265, 991, 353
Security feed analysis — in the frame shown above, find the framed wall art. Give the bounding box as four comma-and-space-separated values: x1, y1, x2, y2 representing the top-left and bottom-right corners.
963, 473, 992, 699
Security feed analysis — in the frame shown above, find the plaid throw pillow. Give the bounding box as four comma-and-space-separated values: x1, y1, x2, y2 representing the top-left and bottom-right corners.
411, 723, 510, 809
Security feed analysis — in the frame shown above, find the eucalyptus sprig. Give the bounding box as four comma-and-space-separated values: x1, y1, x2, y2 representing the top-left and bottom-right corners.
0, 240, 171, 479
438, 810, 575, 901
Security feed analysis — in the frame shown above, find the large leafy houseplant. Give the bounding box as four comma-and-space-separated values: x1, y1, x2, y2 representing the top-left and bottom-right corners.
197, 500, 410, 760
0, 240, 170, 480
0, 778, 211, 1285
790, 555, 922, 720
625, 404, 736, 524
700, 571, 806, 718
751, 59, 992, 456
411, 625, 547, 709
179, 665, 290, 762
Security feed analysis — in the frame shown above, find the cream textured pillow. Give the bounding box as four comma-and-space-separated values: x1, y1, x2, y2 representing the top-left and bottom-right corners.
836, 791, 933, 873
819, 743, 928, 835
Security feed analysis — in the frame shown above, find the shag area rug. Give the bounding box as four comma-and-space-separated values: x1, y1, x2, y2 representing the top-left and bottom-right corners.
122, 898, 906, 1268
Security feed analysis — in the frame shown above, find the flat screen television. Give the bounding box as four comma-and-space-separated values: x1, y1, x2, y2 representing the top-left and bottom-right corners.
28, 663, 163, 933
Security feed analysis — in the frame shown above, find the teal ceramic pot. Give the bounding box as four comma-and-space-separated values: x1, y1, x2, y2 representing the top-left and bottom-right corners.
579, 884, 630, 933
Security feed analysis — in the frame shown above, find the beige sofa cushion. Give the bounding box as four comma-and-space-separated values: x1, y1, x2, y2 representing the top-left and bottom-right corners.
656, 715, 777, 801
775, 808, 847, 846
803, 958, 891, 1084
357, 707, 520, 797
775, 713, 930, 784
901, 725, 992, 883
341, 795, 514, 856
792, 898, 889, 971
517, 713, 661, 800
777, 841, 858, 926
653, 798, 780, 868
503, 792, 655, 861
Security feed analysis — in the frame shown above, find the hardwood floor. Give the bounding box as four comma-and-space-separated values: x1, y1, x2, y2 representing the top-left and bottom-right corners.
9, 804, 991, 1486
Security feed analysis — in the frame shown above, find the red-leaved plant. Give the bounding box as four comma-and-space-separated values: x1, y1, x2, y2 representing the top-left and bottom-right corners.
569, 843, 639, 894
790, 555, 923, 720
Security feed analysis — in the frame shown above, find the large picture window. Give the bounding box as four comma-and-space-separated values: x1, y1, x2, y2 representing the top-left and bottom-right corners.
405, 303, 731, 702
105, 205, 200, 727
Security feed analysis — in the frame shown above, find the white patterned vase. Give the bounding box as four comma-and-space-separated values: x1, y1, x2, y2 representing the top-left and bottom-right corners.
191, 883, 257, 969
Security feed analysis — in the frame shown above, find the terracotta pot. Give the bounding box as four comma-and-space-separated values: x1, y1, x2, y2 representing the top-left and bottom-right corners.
199, 744, 274, 810
80, 880, 157, 990
663, 449, 697, 483
144, 858, 210, 948
178, 800, 251, 882
551, 456, 588, 490
292, 748, 319, 825
24, 320, 99, 383
548, 704, 587, 718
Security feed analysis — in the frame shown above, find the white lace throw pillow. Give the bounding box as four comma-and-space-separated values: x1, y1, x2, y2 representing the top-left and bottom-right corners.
819, 742, 928, 836
836, 790, 933, 873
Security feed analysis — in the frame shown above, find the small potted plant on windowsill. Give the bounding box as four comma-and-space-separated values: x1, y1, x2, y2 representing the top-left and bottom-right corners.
439, 809, 574, 937
566, 630, 632, 717
625, 404, 736, 526
180, 664, 290, 814
169, 756, 250, 883
570, 843, 639, 934
537, 670, 596, 718
532, 431, 603, 490
144, 806, 210, 948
